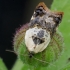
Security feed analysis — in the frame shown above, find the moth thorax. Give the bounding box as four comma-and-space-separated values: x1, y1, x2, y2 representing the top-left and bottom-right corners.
25, 27, 50, 53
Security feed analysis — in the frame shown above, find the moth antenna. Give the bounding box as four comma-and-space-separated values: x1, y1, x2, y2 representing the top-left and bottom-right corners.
6, 49, 56, 67
6, 50, 17, 55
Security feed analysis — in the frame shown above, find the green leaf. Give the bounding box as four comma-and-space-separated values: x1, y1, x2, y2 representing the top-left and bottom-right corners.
12, 59, 24, 70
0, 58, 7, 70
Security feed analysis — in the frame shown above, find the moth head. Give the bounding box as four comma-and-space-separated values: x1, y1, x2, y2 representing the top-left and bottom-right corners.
30, 2, 64, 36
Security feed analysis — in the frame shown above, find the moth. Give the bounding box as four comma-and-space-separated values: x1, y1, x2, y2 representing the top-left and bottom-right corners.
25, 2, 63, 54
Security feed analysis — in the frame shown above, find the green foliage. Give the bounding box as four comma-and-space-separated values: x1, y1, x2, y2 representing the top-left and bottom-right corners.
0, 58, 7, 70
11, 59, 24, 70
0, 0, 70, 70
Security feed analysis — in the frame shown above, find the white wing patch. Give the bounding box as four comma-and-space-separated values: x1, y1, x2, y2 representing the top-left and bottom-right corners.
25, 27, 50, 53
